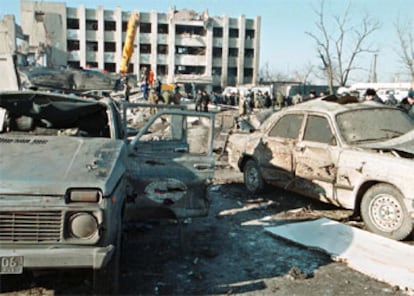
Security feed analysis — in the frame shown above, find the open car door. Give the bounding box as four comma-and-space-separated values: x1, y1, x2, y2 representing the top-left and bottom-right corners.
125, 108, 215, 220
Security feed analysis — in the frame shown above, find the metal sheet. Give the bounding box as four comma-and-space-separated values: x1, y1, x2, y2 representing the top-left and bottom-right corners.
265, 218, 414, 292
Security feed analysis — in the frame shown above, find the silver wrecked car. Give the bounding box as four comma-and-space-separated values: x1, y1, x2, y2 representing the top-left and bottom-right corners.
0, 90, 215, 293
227, 96, 414, 240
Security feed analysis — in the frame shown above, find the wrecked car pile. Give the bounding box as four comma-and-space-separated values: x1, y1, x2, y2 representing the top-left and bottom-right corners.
1, 52, 413, 294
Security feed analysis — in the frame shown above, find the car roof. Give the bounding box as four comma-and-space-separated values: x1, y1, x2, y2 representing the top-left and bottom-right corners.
286, 96, 392, 115
260, 96, 395, 132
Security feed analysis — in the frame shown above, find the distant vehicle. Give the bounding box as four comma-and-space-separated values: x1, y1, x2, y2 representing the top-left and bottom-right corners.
227, 96, 414, 240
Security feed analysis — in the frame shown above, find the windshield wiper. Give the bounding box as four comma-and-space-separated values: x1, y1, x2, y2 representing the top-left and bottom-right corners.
380, 129, 404, 136
351, 138, 385, 144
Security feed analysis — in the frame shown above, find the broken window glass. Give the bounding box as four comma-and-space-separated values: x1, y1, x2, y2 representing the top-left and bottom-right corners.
269, 114, 304, 139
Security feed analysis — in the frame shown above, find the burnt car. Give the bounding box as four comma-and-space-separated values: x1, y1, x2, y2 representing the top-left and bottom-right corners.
0, 90, 215, 292
227, 97, 414, 240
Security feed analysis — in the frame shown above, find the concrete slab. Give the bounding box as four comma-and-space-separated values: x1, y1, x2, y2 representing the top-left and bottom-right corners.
0, 53, 20, 90
265, 218, 414, 292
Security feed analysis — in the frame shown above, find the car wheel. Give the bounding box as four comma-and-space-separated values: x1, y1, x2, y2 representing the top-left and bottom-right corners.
243, 159, 265, 194
361, 184, 413, 240
11, 116, 34, 131
93, 220, 122, 294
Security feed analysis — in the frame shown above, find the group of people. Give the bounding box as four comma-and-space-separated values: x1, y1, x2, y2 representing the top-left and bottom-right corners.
132, 67, 414, 119
219, 89, 274, 115
137, 67, 183, 112
139, 67, 161, 102
336, 87, 414, 118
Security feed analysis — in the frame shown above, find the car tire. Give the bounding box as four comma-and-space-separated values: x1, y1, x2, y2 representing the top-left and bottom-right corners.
243, 159, 265, 194
93, 220, 122, 294
361, 184, 413, 241
11, 116, 34, 131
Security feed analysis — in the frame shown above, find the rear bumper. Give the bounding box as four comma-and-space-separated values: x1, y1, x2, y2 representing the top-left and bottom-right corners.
0, 244, 114, 273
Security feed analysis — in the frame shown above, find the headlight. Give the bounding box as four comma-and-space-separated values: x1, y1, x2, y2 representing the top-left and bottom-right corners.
67, 189, 101, 203
69, 212, 98, 239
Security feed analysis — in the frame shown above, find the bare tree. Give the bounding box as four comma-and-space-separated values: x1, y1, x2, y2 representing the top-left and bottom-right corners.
306, 0, 380, 93
292, 62, 315, 86
395, 19, 414, 81
259, 62, 290, 82
259, 62, 273, 82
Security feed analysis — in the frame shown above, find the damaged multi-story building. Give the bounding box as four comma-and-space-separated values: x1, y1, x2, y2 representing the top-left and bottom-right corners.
19, 1, 261, 92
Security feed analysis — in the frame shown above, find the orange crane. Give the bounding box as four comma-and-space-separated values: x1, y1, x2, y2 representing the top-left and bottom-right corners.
120, 12, 139, 75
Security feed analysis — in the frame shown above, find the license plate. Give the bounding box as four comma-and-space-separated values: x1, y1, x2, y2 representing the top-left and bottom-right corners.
0, 256, 24, 274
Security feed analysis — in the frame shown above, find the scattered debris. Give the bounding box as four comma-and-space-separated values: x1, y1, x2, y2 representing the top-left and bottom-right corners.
286, 266, 308, 280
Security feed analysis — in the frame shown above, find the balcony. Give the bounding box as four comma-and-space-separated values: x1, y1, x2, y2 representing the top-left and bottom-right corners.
104, 31, 116, 42
104, 52, 117, 62
174, 74, 212, 84
212, 38, 223, 47
175, 55, 206, 66
139, 54, 150, 63
175, 35, 206, 47
67, 50, 80, 61
86, 51, 97, 61
67, 29, 80, 40
86, 31, 97, 40
139, 33, 151, 44
157, 55, 168, 64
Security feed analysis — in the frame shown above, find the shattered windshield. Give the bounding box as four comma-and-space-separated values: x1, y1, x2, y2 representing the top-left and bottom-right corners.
336, 108, 414, 144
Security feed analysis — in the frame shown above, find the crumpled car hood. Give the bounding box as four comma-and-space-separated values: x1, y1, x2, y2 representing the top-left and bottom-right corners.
0, 135, 126, 196
358, 130, 414, 155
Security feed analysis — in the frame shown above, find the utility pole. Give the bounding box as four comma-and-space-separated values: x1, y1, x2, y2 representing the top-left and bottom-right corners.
368, 53, 378, 83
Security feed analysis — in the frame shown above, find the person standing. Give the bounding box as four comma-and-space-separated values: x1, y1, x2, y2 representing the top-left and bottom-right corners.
398, 89, 414, 118
141, 81, 149, 100
162, 90, 172, 104
292, 92, 303, 105
255, 90, 264, 108
148, 68, 154, 87
364, 88, 384, 104
238, 92, 246, 116
303, 90, 317, 102
201, 90, 210, 112
276, 91, 284, 108
195, 89, 203, 112
148, 88, 159, 114
264, 91, 272, 108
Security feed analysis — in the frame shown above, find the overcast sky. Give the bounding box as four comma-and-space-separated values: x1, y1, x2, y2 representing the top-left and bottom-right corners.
1, 0, 412, 84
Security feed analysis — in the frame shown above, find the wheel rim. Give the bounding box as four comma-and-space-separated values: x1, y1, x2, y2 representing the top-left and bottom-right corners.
369, 193, 403, 232
246, 165, 259, 192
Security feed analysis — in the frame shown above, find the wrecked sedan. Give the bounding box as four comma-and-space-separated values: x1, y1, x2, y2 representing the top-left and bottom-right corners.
0, 91, 215, 292
227, 97, 414, 240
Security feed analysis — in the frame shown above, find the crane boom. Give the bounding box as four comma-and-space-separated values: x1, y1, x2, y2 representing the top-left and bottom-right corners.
120, 12, 139, 75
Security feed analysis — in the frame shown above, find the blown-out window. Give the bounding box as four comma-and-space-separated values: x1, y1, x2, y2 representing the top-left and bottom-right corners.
304, 115, 336, 145
269, 114, 304, 139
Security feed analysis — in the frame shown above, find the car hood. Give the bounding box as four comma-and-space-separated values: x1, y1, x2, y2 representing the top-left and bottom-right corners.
358, 130, 414, 155
0, 135, 126, 196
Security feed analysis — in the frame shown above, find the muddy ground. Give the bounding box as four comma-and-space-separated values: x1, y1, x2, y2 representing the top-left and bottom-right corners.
1, 159, 412, 296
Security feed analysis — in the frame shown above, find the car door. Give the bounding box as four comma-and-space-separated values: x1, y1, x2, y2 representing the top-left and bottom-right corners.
125, 109, 215, 220
293, 114, 341, 204
260, 113, 304, 188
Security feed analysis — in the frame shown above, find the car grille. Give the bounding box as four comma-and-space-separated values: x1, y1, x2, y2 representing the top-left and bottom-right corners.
0, 211, 63, 242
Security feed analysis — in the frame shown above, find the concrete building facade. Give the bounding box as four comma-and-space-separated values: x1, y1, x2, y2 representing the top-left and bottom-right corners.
20, 1, 261, 91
